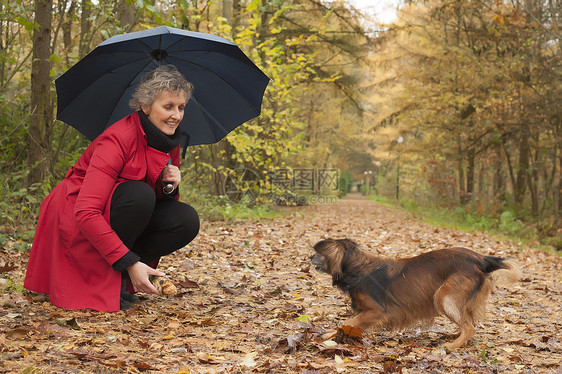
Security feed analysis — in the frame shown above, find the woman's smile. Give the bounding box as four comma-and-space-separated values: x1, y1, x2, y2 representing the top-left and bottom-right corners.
142, 90, 187, 135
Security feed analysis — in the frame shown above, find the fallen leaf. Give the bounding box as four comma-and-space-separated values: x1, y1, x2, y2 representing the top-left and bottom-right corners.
6, 328, 32, 339
167, 320, 181, 329
296, 315, 311, 323
179, 279, 199, 288
0, 262, 16, 273
132, 362, 157, 371
196, 351, 225, 364
54, 317, 81, 330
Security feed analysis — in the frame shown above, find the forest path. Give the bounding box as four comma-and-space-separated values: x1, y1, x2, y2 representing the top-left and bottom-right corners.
1, 197, 560, 373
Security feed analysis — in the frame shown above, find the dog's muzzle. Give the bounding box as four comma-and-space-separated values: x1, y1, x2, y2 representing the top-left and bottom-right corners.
310, 253, 327, 273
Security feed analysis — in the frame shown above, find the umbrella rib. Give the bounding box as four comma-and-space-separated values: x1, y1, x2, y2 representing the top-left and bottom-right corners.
86, 58, 157, 132
56, 52, 156, 123
167, 53, 263, 115
189, 94, 223, 143
102, 59, 157, 123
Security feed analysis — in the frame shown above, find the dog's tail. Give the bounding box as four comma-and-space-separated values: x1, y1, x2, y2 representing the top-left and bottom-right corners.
481, 255, 522, 283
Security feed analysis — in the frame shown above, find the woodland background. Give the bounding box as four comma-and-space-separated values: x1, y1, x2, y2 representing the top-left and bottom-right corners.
0, 0, 561, 250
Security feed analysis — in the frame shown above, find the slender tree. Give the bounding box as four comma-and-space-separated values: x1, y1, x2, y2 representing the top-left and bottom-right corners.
27, 0, 53, 186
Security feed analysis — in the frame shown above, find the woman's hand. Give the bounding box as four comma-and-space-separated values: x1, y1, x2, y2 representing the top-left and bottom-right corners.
126, 262, 165, 295
160, 164, 181, 189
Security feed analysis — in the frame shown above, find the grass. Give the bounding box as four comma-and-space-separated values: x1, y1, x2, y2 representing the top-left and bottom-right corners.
182, 193, 285, 221
366, 194, 560, 254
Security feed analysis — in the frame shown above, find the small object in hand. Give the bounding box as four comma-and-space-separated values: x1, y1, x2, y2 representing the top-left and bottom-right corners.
150, 276, 178, 295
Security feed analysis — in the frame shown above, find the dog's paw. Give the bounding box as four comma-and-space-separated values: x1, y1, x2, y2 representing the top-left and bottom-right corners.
335, 325, 364, 344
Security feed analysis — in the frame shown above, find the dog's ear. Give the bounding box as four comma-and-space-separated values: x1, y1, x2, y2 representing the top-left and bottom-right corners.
313, 239, 345, 279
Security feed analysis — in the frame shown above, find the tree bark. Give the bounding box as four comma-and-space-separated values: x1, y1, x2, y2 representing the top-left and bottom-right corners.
493, 142, 505, 201
232, 0, 242, 30
79, 0, 91, 58
115, 0, 138, 32
222, 0, 232, 21
62, 1, 75, 65
465, 146, 475, 203
0, 2, 4, 86
558, 152, 562, 217
527, 147, 539, 216
27, 0, 53, 186
457, 135, 467, 204
515, 128, 530, 204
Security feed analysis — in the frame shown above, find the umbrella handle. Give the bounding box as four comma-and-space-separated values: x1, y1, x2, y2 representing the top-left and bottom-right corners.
162, 159, 175, 195
163, 183, 175, 195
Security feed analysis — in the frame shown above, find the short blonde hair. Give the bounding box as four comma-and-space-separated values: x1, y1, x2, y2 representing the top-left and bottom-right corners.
129, 65, 194, 110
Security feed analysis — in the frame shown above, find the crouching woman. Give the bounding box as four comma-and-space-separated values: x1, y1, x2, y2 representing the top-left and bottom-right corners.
24, 65, 200, 311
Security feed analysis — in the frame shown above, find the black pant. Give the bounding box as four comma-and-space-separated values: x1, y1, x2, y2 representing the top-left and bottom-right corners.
109, 181, 199, 264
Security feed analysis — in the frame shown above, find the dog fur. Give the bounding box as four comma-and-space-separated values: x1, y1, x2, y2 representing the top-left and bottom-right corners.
311, 238, 521, 348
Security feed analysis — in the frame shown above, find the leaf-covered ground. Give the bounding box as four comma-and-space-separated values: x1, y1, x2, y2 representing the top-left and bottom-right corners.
1, 194, 561, 373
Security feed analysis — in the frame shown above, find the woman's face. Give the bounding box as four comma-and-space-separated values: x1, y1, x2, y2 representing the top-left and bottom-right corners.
142, 90, 187, 136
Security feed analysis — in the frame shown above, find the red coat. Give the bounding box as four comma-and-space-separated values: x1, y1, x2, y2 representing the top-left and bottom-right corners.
24, 112, 180, 312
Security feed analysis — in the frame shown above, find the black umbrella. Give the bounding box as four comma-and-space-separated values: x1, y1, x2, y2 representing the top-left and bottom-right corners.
55, 26, 269, 146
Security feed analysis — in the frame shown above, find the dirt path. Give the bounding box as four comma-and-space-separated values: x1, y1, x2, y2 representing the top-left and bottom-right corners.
1, 196, 561, 373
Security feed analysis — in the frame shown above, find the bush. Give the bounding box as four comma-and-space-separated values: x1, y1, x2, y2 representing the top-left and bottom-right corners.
499, 210, 525, 236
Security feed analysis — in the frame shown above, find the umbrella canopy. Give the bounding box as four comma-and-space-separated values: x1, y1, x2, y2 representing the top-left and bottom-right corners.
55, 26, 269, 146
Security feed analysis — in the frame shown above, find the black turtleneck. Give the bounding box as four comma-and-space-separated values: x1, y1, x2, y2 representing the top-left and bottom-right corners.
138, 110, 182, 153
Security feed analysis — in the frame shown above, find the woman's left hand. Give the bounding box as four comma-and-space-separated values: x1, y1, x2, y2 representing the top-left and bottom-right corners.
160, 164, 181, 189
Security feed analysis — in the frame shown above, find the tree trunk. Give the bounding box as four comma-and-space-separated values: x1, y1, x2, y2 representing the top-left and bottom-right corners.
493, 142, 505, 202
502, 138, 517, 198
515, 128, 530, 204
232, 0, 242, 30
457, 135, 467, 204
222, 0, 232, 21
528, 147, 540, 216
477, 160, 485, 201
62, 1, 75, 65
0, 2, 4, 86
79, 0, 91, 58
115, 0, 138, 32
27, 0, 53, 186
465, 146, 475, 203
558, 152, 562, 218
210, 141, 230, 195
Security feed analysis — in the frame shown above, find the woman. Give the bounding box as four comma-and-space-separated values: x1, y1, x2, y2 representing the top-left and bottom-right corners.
24, 65, 200, 312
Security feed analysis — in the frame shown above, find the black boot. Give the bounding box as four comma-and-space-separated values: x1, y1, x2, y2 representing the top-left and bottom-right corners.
120, 297, 131, 311
121, 275, 140, 303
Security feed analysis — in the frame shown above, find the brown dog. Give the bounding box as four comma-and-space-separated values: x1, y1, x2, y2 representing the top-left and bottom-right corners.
311, 238, 521, 348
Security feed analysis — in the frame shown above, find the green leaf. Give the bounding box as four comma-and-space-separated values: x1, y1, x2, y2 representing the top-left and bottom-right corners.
15, 16, 34, 31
